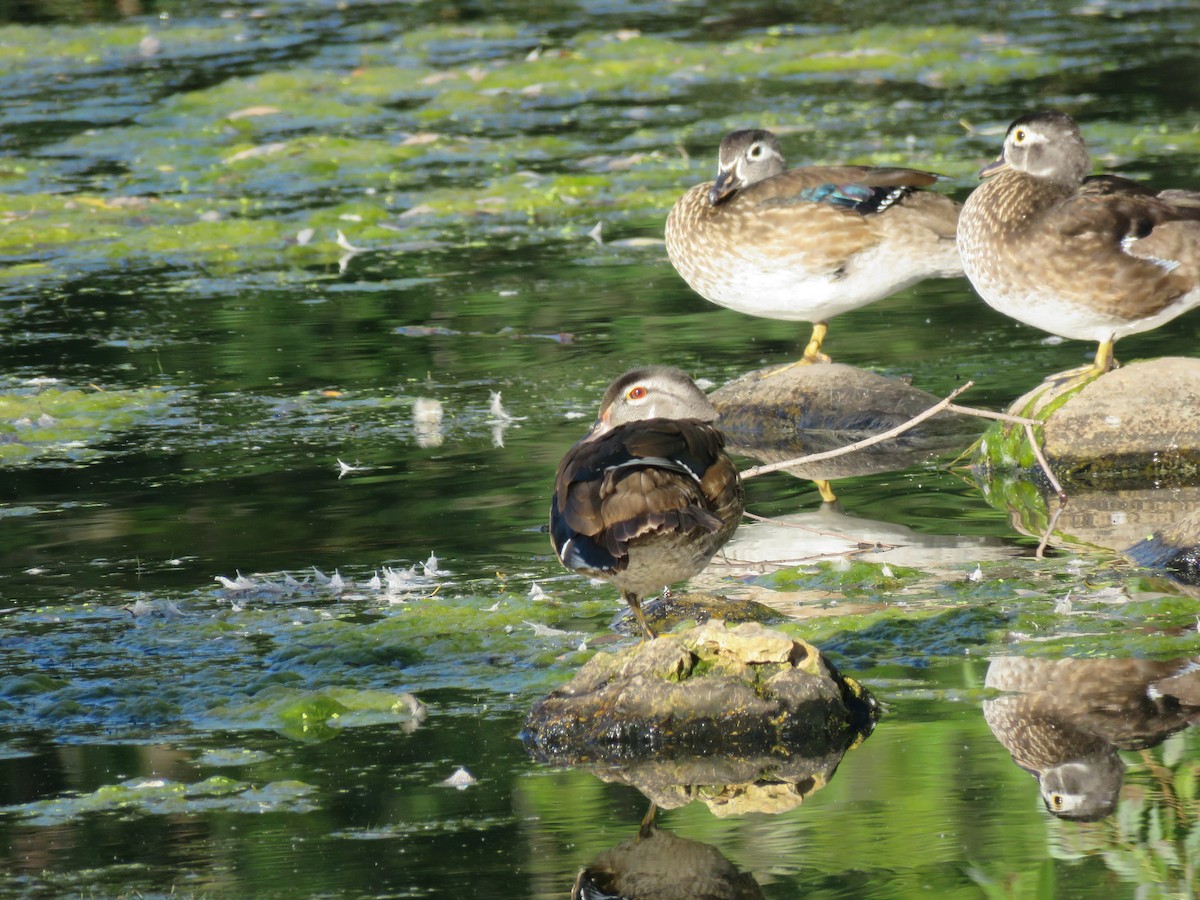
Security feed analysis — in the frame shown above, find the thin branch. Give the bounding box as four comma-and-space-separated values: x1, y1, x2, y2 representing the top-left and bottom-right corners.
739, 381, 975, 480
1025, 423, 1066, 501
946, 403, 1038, 426
1037, 499, 1065, 559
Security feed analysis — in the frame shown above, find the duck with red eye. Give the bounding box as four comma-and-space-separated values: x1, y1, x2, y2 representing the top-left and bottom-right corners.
550, 367, 745, 640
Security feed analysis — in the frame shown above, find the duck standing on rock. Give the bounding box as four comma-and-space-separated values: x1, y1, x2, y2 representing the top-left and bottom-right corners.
550, 367, 745, 640
957, 110, 1200, 380
665, 128, 962, 365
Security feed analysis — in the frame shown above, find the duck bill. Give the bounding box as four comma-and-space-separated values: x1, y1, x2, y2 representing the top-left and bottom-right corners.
708, 171, 740, 206
978, 155, 1011, 179
586, 412, 613, 440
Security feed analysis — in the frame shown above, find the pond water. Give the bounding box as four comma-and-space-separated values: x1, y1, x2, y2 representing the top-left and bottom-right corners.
1, 1, 1199, 897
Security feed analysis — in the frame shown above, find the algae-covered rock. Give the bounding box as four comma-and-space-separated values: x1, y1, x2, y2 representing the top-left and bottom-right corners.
1043, 358, 1200, 482
973, 358, 1200, 565
711, 362, 976, 483
522, 620, 876, 762
612, 591, 781, 636
974, 358, 1200, 486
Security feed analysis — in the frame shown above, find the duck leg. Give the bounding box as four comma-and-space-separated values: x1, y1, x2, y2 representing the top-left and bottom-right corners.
800, 321, 832, 364
815, 479, 838, 503
759, 321, 832, 379
1046, 335, 1117, 389
622, 591, 657, 641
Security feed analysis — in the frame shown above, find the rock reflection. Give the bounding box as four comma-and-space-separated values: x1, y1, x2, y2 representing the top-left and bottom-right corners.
983, 656, 1200, 820
985, 477, 1200, 585
973, 357, 1200, 580
712, 362, 977, 490
525, 622, 875, 825
571, 803, 764, 900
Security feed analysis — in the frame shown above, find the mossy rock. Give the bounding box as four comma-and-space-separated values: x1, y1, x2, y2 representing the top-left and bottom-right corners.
522, 621, 877, 762
612, 591, 781, 636
973, 358, 1200, 486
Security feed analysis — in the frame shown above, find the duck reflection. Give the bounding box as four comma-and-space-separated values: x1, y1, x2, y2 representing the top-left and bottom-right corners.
983, 656, 1200, 820
572, 802, 763, 900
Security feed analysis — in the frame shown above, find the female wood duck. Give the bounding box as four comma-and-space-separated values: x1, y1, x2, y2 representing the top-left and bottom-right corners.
957, 110, 1200, 377
665, 129, 962, 364
550, 367, 744, 640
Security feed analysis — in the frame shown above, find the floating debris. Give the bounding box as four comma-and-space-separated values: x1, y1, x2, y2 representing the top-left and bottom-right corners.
213, 556, 449, 605
412, 397, 444, 448
488, 391, 526, 424
335, 230, 366, 253
526, 621, 573, 638
442, 767, 476, 789
122, 599, 187, 619
422, 553, 445, 577
1054, 590, 1073, 614
215, 572, 257, 593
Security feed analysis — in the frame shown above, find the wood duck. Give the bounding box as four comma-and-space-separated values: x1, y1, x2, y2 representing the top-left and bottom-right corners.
665, 129, 962, 364
550, 367, 745, 640
957, 110, 1200, 378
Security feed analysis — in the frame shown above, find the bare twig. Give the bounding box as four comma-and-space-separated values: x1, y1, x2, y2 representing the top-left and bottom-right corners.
740, 381, 976, 480
1037, 500, 1065, 559
946, 403, 1037, 426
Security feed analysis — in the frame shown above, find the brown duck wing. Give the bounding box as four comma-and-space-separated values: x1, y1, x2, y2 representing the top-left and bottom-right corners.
1041, 190, 1200, 318
719, 166, 954, 274
550, 419, 740, 575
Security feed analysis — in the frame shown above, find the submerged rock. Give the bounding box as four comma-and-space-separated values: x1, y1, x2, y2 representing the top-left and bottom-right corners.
523, 620, 876, 765
711, 362, 976, 483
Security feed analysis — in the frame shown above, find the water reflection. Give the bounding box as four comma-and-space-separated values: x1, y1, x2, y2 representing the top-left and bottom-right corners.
983, 656, 1200, 820
985, 474, 1200, 583
559, 744, 857, 819
572, 802, 763, 900
720, 500, 1015, 574
713, 361, 978, 494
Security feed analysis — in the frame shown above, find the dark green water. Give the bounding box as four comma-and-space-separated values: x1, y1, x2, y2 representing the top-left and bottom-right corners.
1, 1, 1199, 896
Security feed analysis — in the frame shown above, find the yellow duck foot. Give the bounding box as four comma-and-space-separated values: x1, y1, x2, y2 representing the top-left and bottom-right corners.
758, 323, 833, 379
815, 479, 838, 503
1043, 338, 1116, 390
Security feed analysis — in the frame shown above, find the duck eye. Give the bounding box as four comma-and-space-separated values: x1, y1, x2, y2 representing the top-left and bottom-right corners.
1051, 794, 1063, 809
1014, 129, 1026, 143
626, 386, 648, 400
749, 144, 762, 158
